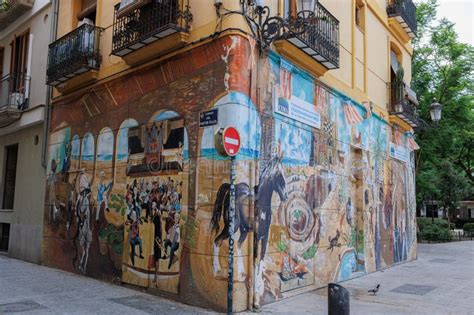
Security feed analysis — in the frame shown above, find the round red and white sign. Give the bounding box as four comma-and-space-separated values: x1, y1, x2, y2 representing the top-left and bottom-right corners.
222, 127, 241, 157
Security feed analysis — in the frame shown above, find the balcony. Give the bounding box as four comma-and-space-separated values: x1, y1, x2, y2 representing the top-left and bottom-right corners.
0, 0, 34, 28
111, 0, 192, 65
274, 2, 339, 76
387, 0, 417, 39
46, 24, 104, 90
389, 81, 418, 128
0, 73, 30, 127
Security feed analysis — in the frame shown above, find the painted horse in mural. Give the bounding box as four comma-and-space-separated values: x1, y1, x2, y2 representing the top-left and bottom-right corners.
73, 190, 93, 274
255, 154, 288, 261
210, 154, 288, 280
210, 182, 251, 280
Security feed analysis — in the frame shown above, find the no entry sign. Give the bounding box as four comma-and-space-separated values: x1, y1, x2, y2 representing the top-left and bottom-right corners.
222, 127, 241, 157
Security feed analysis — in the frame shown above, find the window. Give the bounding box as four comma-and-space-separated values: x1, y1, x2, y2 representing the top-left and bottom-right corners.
9, 31, 29, 93
2, 144, 18, 210
0, 223, 10, 252
77, 0, 97, 24
0, 47, 4, 77
355, 0, 365, 30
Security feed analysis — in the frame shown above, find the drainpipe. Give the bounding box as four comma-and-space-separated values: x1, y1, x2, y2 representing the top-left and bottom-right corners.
42, 0, 59, 168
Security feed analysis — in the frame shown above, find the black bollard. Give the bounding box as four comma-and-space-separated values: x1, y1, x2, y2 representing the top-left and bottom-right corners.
328, 283, 350, 315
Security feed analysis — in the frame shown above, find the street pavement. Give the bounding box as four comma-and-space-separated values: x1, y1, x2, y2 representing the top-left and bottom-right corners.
0, 241, 473, 314
257, 241, 474, 315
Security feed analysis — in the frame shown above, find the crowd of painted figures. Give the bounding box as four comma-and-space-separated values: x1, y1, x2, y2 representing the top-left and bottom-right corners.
124, 177, 183, 275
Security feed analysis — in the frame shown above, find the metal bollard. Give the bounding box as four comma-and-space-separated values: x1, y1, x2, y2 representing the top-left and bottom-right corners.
328, 283, 350, 315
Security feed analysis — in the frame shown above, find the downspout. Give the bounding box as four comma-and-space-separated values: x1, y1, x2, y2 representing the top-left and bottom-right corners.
41, 0, 59, 168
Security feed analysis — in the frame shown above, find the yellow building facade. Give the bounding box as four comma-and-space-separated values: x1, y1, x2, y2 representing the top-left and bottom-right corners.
43, 0, 419, 311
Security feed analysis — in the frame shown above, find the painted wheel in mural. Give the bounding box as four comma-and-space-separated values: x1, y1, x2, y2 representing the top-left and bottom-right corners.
279, 191, 315, 242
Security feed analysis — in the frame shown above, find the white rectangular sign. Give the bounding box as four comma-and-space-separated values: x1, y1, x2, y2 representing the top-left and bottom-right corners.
389, 142, 408, 163
274, 94, 321, 129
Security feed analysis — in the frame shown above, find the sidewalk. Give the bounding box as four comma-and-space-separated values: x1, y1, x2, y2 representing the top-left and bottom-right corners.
0, 253, 212, 314
1, 241, 473, 314
257, 241, 474, 315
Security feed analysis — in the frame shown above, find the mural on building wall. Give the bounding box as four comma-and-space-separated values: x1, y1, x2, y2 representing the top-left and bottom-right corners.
251, 54, 416, 305
43, 35, 417, 312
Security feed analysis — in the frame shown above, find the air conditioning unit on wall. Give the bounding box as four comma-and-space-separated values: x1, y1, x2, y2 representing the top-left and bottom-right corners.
9, 93, 24, 109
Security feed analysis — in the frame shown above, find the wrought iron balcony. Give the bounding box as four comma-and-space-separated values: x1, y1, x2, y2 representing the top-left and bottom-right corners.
389, 81, 418, 127
387, 0, 417, 38
111, 0, 192, 57
46, 24, 104, 86
0, 0, 34, 28
0, 73, 30, 126
284, 3, 340, 69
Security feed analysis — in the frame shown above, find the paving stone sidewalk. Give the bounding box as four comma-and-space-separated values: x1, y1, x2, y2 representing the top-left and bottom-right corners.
257, 241, 474, 315
1, 241, 473, 314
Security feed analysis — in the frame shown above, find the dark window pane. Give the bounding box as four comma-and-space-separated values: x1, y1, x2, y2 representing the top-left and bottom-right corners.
3, 144, 18, 209
0, 223, 10, 251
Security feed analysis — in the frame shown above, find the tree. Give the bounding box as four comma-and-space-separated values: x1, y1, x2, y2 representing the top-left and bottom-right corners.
0, 0, 9, 12
436, 161, 470, 227
413, 0, 474, 216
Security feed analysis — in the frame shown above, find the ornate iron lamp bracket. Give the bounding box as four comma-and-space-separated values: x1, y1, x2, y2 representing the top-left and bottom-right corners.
247, 4, 311, 52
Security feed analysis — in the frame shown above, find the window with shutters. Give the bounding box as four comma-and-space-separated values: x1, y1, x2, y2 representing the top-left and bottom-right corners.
2, 144, 18, 210
9, 31, 29, 94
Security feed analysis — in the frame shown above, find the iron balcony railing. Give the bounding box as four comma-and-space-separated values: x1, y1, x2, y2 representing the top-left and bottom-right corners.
387, 0, 417, 38
112, 0, 192, 57
0, 0, 34, 27
0, 73, 30, 111
285, 2, 340, 69
46, 24, 104, 86
389, 81, 418, 127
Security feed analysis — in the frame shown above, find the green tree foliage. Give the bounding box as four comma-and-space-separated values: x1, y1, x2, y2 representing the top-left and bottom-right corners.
0, 0, 9, 12
413, 0, 474, 211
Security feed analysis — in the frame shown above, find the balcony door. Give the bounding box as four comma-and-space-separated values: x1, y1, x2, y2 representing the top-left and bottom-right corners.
0, 47, 4, 78
9, 31, 29, 94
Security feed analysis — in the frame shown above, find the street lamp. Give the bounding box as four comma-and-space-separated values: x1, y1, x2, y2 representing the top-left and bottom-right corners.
429, 99, 442, 124
417, 99, 443, 223
298, 0, 316, 11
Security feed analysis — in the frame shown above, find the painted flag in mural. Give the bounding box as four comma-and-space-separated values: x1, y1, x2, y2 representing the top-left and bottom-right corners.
279, 59, 293, 100
406, 134, 420, 151
393, 129, 403, 146
362, 101, 372, 119
343, 102, 363, 125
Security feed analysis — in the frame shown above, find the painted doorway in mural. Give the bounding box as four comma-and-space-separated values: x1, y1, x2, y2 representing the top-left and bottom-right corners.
121, 111, 188, 294
277, 175, 316, 293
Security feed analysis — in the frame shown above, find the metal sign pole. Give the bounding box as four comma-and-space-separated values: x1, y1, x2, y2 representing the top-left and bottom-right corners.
227, 156, 236, 314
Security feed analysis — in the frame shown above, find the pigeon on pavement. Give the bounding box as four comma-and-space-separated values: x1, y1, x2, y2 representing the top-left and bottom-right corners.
368, 284, 381, 296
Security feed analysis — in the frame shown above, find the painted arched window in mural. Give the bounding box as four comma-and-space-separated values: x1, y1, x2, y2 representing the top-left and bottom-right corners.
95, 127, 115, 223
71, 135, 81, 172
47, 127, 71, 176
116, 119, 139, 162
81, 132, 95, 172
97, 127, 114, 162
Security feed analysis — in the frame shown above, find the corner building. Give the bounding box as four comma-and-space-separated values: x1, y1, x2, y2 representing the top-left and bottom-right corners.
43, 0, 419, 311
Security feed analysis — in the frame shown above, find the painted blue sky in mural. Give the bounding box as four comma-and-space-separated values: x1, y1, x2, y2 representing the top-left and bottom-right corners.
97, 128, 114, 161
48, 127, 71, 175
117, 119, 138, 161
81, 133, 95, 161
71, 135, 80, 159
200, 92, 261, 159
275, 118, 312, 165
